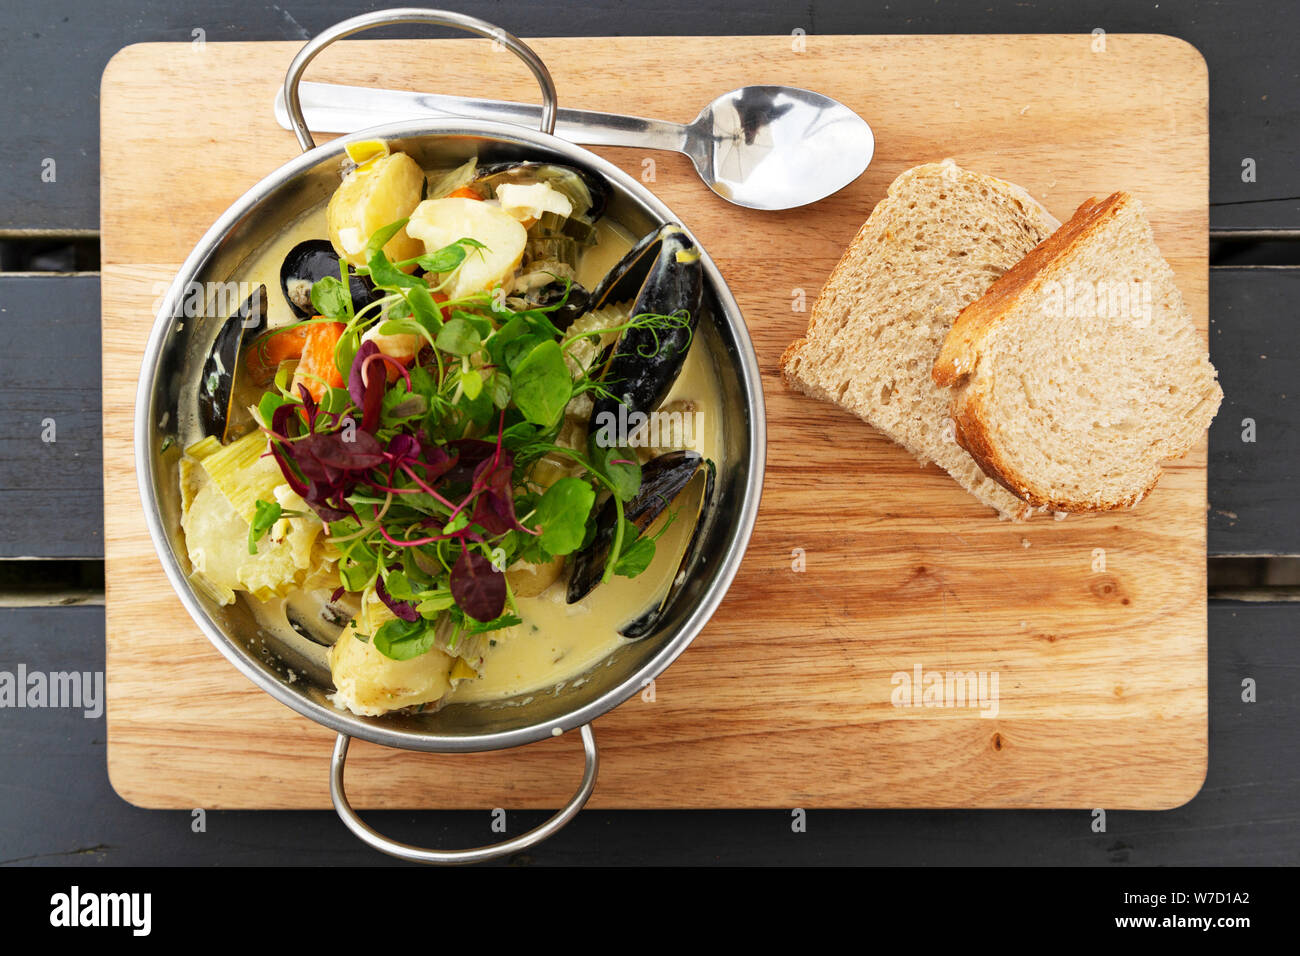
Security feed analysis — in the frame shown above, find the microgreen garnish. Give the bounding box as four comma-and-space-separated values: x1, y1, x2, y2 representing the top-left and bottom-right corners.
257, 219, 680, 659
247, 499, 282, 554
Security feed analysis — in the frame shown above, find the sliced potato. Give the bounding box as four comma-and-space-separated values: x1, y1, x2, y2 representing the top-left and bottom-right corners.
506, 555, 565, 597
406, 197, 527, 299
328, 594, 455, 716
329, 630, 455, 716
327, 151, 426, 268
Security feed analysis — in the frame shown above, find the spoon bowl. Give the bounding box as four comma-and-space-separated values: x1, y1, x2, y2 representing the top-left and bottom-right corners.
687, 86, 875, 210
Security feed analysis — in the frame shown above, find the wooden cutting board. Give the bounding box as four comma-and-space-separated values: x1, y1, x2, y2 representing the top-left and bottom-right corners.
101, 34, 1210, 810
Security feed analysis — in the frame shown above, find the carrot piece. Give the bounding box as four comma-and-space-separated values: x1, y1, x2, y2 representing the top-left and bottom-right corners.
446, 186, 483, 200
289, 321, 346, 401
244, 324, 311, 384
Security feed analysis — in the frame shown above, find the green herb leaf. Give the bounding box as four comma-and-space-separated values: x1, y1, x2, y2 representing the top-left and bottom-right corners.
257, 392, 289, 427
504, 335, 547, 374
372, 617, 437, 661
247, 499, 283, 555
512, 340, 572, 427
404, 283, 444, 335
460, 368, 483, 400
368, 248, 423, 290
612, 519, 656, 577
417, 242, 468, 274
486, 315, 529, 367
589, 441, 643, 501
532, 477, 596, 555
309, 276, 350, 319
338, 539, 379, 592
486, 369, 511, 410
380, 380, 428, 427
416, 590, 456, 617
436, 318, 481, 356
334, 326, 361, 380
383, 570, 415, 601
458, 612, 523, 635
319, 386, 352, 415
365, 218, 409, 261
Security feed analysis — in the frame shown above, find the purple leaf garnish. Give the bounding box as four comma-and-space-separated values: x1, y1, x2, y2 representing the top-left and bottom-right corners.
450, 549, 505, 622
375, 574, 419, 622
469, 447, 522, 535
348, 341, 385, 432
442, 438, 497, 486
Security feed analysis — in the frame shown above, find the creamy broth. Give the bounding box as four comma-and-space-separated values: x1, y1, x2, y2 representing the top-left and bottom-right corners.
186, 181, 723, 709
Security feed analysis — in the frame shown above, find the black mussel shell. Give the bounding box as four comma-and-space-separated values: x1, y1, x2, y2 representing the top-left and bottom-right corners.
197, 284, 268, 443
527, 279, 591, 332
280, 239, 383, 318
585, 225, 704, 432
471, 161, 610, 223
566, 451, 715, 628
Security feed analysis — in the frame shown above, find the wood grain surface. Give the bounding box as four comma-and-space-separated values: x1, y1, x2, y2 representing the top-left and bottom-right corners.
101, 34, 1210, 810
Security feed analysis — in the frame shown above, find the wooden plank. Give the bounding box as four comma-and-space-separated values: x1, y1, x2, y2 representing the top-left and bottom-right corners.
0, 603, 1293, 864
0, 276, 102, 558
3, 1, 1298, 230
101, 36, 1211, 810
1208, 268, 1300, 555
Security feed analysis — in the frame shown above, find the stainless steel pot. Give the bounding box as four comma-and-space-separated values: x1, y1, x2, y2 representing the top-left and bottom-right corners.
135, 9, 765, 864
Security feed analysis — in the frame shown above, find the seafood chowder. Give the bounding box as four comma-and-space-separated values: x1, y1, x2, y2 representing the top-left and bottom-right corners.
177, 141, 722, 717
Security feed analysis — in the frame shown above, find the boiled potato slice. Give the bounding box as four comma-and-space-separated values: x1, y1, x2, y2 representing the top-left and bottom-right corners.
406, 197, 527, 299
328, 595, 455, 716
327, 151, 426, 268
505, 555, 565, 597
329, 630, 455, 716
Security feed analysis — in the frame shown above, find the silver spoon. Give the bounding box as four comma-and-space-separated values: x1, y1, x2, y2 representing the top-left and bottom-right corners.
274, 82, 874, 210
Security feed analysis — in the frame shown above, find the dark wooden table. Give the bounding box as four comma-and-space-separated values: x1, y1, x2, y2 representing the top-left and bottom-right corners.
0, 0, 1295, 866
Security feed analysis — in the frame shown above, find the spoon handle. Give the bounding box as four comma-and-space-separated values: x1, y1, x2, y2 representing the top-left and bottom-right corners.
274, 81, 690, 153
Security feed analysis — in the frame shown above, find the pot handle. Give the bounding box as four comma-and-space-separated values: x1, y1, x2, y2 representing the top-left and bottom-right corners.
329, 724, 599, 865
282, 7, 558, 152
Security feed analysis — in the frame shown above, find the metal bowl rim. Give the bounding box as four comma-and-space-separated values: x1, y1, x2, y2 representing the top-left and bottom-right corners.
134, 117, 767, 755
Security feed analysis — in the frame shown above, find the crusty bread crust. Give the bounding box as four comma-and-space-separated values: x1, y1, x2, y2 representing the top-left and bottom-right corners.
777, 338, 806, 386
933, 193, 1123, 387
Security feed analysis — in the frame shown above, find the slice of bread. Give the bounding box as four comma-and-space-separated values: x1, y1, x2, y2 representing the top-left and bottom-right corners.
781, 160, 1059, 519
932, 191, 1222, 512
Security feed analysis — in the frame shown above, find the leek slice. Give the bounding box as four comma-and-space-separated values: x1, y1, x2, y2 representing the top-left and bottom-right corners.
197, 430, 281, 524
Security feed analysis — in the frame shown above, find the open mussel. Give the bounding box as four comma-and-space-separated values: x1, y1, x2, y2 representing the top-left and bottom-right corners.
586, 225, 704, 445
524, 278, 592, 332
566, 450, 715, 639
281, 239, 384, 319
197, 284, 267, 443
